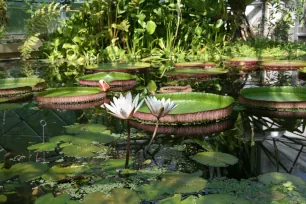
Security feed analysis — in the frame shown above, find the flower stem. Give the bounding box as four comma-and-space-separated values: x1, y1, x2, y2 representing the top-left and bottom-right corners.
147, 119, 159, 150
125, 120, 131, 169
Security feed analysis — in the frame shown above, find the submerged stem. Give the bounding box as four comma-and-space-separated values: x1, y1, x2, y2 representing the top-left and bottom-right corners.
125, 120, 131, 169
147, 119, 159, 150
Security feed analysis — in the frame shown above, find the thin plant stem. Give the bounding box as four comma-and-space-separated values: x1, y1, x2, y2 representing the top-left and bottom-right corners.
125, 120, 131, 169
147, 119, 159, 150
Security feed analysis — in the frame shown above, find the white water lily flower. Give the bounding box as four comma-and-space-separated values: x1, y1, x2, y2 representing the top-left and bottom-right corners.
104, 92, 144, 120
145, 96, 178, 119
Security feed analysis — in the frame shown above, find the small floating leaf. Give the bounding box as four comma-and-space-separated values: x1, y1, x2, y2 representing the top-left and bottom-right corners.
0, 162, 48, 182
27, 142, 57, 152
62, 144, 108, 158
157, 194, 181, 204
49, 135, 75, 143
191, 152, 238, 167
0, 194, 7, 203
181, 195, 198, 204
83, 188, 140, 204
35, 193, 79, 204
65, 124, 107, 134
258, 172, 306, 188
42, 164, 86, 181
197, 194, 251, 204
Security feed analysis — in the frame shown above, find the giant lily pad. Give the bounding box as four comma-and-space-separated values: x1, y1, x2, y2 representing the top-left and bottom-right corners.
86, 63, 151, 74
174, 62, 216, 69
0, 162, 48, 182
239, 87, 306, 109
129, 119, 233, 136
261, 60, 306, 70
167, 68, 228, 80
258, 172, 306, 188
0, 77, 45, 94
78, 72, 137, 91
135, 172, 207, 201
226, 57, 261, 69
42, 163, 86, 181
197, 194, 251, 204
134, 93, 235, 123
83, 188, 141, 204
190, 152, 238, 167
61, 144, 109, 158
35, 87, 106, 104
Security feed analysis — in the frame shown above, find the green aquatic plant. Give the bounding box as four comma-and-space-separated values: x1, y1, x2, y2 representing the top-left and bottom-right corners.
258, 172, 306, 189
0, 194, 7, 203
27, 142, 58, 152
61, 144, 109, 158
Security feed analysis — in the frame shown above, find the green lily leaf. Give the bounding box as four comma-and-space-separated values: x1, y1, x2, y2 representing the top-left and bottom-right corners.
27, 142, 58, 152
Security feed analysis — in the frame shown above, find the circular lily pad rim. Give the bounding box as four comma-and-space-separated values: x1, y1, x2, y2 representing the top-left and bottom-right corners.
134, 92, 235, 123
167, 68, 228, 80
35, 87, 106, 104
244, 107, 306, 119
174, 61, 216, 68
261, 60, 306, 70
0, 77, 46, 96
239, 86, 306, 109
78, 72, 137, 89
129, 119, 234, 136
86, 63, 151, 73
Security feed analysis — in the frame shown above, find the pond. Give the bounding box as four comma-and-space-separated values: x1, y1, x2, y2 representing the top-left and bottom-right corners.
0, 60, 306, 204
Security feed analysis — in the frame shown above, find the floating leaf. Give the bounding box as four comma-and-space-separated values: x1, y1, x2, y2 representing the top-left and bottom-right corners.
61, 144, 108, 158
0, 162, 48, 182
27, 142, 58, 152
157, 194, 181, 204
35, 193, 80, 204
191, 152, 238, 167
258, 172, 306, 188
83, 188, 140, 204
197, 194, 251, 204
101, 159, 130, 175
136, 173, 207, 201
0, 195, 7, 203
181, 195, 198, 204
49, 135, 75, 143
65, 124, 107, 134
42, 164, 86, 181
